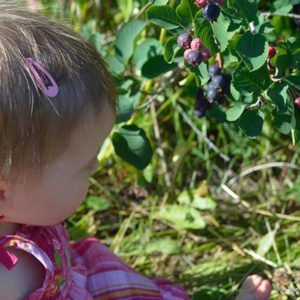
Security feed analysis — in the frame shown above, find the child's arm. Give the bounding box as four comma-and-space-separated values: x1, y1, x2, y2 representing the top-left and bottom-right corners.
0, 248, 45, 300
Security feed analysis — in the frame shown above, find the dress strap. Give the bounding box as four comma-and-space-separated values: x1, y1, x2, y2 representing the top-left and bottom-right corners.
0, 246, 18, 270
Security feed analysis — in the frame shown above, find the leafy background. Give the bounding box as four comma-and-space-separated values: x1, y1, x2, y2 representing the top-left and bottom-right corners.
27, 0, 300, 299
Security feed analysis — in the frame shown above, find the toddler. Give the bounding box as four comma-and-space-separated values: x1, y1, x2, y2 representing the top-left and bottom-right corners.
0, 3, 272, 300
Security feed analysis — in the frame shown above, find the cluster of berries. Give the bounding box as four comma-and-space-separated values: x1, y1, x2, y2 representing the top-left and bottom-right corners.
195, 0, 224, 22
268, 46, 276, 73
177, 33, 211, 66
195, 64, 231, 117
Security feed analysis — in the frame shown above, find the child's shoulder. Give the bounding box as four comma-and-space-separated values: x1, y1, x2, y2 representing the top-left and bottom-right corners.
0, 247, 45, 300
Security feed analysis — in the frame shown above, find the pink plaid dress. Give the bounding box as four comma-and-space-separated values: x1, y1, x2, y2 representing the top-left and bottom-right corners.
0, 222, 189, 299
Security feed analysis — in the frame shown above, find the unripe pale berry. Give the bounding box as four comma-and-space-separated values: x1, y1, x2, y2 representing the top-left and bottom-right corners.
268, 46, 276, 59
191, 38, 203, 50
201, 48, 211, 61
187, 50, 203, 66
194, 0, 207, 8
184, 49, 192, 60
294, 97, 300, 109
177, 33, 193, 49
203, 3, 221, 22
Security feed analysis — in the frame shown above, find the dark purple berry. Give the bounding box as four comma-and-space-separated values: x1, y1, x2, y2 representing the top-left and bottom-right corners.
177, 33, 193, 49
195, 108, 206, 118
208, 82, 216, 91
212, 75, 225, 89
294, 97, 300, 109
201, 48, 211, 61
223, 74, 231, 95
207, 88, 219, 101
195, 89, 211, 111
208, 64, 221, 76
187, 50, 203, 66
203, 3, 221, 22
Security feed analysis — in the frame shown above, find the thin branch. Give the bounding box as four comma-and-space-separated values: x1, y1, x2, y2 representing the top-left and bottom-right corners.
227, 162, 300, 186
262, 12, 300, 19
176, 104, 231, 162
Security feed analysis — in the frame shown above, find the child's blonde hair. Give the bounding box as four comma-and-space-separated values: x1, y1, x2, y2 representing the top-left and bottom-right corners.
0, 2, 117, 183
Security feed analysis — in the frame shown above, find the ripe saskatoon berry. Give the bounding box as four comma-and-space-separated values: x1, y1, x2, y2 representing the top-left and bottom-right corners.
191, 38, 202, 50
268, 46, 276, 59
208, 64, 221, 76
177, 33, 193, 49
184, 49, 192, 61
294, 97, 300, 109
187, 50, 203, 66
208, 81, 216, 91
207, 89, 219, 102
212, 75, 225, 89
203, 3, 221, 22
194, 0, 207, 8
195, 89, 210, 117
201, 48, 211, 61
223, 74, 232, 95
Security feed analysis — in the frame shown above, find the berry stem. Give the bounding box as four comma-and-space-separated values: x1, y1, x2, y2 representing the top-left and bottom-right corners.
216, 53, 223, 68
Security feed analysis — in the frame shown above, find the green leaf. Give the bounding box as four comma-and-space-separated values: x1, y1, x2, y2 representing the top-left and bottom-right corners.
257, 232, 275, 256
164, 36, 181, 63
271, 0, 293, 14
195, 13, 219, 54
153, 0, 169, 5
154, 205, 206, 229
147, 6, 180, 30
239, 110, 264, 137
236, 31, 268, 71
116, 20, 145, 63
133, 38, 163, 70
191, 62, 210, 85
227, 0, 258, 23
285, 76, 300, 91
106, 55, 125, 75
177, 190, 217, 211
141, 55, 177, 78
211, 12, 231, 52
112, 125, 153, 169
233, 64, 270, 96
117, 0, 133, 22
226, 103, 246, 121
85, 196, 111, 211
143, 238, 180, 255
267, 82, 289, 114
116, 94, 134, 123
176, 0, 197, 28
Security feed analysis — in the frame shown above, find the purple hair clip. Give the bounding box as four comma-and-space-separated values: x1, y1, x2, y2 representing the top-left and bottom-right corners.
26, 58, 58, 98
